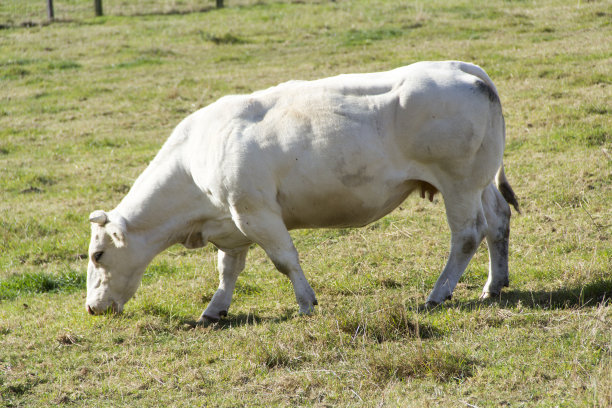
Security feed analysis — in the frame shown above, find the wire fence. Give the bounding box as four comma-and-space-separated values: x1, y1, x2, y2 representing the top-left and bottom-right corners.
0, 0, 275, 26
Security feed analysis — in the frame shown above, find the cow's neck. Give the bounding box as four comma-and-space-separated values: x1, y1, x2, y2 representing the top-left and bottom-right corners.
115, 147, 206, 253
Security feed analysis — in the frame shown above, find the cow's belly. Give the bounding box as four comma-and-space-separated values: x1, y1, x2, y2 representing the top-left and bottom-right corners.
277, 178, 420, 229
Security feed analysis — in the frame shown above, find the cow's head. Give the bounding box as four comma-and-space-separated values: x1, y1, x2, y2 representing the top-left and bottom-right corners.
85, 210, 148, 315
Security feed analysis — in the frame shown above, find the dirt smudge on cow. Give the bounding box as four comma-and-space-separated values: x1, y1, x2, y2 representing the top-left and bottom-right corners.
334, 157, 373, 188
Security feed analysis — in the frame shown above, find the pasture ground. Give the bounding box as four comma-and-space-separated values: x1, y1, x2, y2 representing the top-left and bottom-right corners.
1, 0, 610, 406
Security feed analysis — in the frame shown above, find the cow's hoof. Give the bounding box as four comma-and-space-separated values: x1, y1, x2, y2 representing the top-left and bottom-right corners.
420, 301, 439, 311
197, 308, 228, 326
298, 305, 316, 315
479, 292, 499, 301
297, 291, 318, 315
182, 320, 197, 330
298, 298, 317, 315
196, 314, 219, 327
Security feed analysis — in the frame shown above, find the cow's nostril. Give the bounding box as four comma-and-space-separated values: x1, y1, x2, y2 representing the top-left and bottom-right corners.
86, 305, 95, 315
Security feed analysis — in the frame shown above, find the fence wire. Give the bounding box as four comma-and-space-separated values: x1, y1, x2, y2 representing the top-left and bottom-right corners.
0, 0, 297, 26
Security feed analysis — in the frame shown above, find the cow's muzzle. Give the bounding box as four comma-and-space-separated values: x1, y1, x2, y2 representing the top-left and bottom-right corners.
85, 301, 120, 315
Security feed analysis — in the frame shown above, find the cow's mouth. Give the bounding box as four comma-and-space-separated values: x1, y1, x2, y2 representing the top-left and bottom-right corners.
86, 301, 121, 315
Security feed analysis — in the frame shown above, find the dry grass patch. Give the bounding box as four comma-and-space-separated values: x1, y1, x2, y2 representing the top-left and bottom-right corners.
336, 299, 441, 343
368, 344, 476, 384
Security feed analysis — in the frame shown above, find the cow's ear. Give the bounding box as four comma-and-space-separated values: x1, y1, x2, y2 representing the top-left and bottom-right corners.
106, 222, 126, 248
89, 210, 108, 226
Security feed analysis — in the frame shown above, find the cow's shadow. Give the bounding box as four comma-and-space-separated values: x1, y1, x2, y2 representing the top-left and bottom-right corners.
215, 309, 296, 329
425, 278, 612, 312
181, 308, 298, 330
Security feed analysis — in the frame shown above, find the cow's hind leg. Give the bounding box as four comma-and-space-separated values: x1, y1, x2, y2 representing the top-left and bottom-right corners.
480, 183, 511, 299
426, 190, 488, 306
232, 209, 317, 315
198, 246, 249, 324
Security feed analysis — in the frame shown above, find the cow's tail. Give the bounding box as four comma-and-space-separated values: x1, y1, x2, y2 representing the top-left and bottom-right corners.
495, 164, 520, 214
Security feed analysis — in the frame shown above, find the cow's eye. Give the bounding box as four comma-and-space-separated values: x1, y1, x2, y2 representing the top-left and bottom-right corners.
93, 251, 104, 263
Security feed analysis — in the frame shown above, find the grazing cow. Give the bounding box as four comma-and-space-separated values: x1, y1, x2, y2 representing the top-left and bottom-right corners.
86, 61, 519, 322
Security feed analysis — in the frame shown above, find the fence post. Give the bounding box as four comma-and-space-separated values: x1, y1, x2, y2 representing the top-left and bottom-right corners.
216, 0, 224, 8
94, 0, 103, 16
46, 0, 54, 20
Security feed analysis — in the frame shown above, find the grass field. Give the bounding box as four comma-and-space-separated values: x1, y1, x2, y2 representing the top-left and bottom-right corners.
1, 0, 610, 406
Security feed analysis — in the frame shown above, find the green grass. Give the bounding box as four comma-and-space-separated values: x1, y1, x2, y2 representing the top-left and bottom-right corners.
0, 269, 85, 300
1, 0, 611, 406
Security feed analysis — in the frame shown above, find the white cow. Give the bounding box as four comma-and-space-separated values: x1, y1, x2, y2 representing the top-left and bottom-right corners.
86, 61, 519, 322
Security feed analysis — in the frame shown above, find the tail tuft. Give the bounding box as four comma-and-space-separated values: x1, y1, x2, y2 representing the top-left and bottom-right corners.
498, 182, 520, 213
495, 164, 520, 214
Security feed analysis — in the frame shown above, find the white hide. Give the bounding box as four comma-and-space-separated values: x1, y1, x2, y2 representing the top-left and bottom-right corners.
86, 61, 518, 319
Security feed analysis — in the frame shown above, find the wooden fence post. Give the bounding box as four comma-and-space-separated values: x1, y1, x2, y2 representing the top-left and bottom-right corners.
46, 0, 54, 20
94, 0, 103, 16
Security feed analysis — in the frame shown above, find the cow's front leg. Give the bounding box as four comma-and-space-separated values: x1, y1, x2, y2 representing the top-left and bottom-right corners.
198, 246, 249, 324
233, 209, 317, 315
480, 183, 511, 299
427, 191, 488, 306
